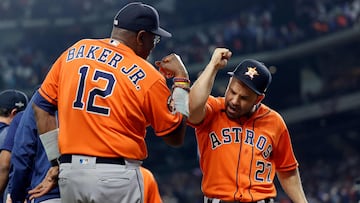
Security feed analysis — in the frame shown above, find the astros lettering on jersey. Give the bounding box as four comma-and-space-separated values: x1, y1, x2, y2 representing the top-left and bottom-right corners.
189, 96, 298, 202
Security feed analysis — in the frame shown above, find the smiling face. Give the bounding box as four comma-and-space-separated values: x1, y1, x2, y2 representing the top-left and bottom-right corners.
224, 77, 263, 119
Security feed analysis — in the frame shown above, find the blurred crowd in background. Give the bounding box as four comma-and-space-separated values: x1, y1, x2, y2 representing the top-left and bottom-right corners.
0, 0, 360, 202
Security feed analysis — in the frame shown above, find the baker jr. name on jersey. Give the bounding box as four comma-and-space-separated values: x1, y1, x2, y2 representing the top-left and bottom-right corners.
66, 42, 146, 90
209, 127, 272, 159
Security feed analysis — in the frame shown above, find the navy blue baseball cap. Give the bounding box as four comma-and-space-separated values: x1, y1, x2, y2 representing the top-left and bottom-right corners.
0, 89, 28, 111
228, 59, 272, 95
113, 2, 172, 38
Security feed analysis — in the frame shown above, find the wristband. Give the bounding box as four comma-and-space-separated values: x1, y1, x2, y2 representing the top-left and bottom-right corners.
174, 81, 190, 86
172, 87, 189, 117
172, 84, 190, 92
173, 77, 190, 83
173, 77, 190, 92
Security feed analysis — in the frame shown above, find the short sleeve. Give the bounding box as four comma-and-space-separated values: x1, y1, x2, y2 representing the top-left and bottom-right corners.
143, 79, 182, 137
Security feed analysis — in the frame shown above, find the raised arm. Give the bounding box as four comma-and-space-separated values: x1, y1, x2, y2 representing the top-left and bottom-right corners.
188, 48, 232, 124
155, 54, 189, 147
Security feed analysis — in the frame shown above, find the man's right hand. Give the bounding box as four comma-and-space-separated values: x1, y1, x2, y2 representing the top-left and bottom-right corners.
209, 48, 232, 70
28, 166, 59, 200
155, 53, 189, 79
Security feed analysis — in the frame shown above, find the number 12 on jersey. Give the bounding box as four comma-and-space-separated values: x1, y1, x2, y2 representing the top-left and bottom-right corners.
73, 65, 116, 116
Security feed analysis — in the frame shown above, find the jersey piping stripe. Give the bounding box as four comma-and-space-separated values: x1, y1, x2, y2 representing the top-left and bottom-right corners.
39, 88, 58, 104
135, 169, 144, 202
247, 109, 272, 202
233, 124, 242, 201
248, 127, 255, 202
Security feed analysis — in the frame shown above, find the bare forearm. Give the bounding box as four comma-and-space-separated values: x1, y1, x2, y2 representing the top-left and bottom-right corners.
0, 167, 9, 193
0, 151, 11, 193
277, 169, 308, 203
32, 103, 57, 135
188, 64, 218, 124
192, 64, 217, 103
188, 48, 231, 124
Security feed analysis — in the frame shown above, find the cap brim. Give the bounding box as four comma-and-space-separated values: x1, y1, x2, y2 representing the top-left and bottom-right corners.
151, 27, 172, 38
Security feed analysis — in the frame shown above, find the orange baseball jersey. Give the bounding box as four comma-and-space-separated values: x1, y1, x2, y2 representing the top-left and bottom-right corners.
39, 38, 182, 160
140, 167, 162, 203
188, 96, 298, 202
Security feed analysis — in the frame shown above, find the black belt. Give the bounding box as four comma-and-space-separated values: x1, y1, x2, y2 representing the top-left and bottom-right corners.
59, 154, 125, 165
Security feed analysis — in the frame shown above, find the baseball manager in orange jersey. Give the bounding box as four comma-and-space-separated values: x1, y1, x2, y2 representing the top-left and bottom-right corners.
31, 2, 190, 203
188, 48, 308, 203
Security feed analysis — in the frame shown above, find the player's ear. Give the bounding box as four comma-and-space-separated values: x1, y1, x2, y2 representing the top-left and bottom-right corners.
136, 30, 146, 46
10, 108, 18, 117
255, 94, 265, 104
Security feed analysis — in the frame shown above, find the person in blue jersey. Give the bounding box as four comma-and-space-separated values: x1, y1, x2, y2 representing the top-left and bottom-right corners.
0, 89, 28, 203
9, 95, 60, 203
0, 112, 24, 203
0, 89, 28, 148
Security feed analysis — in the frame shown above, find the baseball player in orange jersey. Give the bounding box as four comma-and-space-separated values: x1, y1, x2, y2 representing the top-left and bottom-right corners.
140, 167, 162, 203
188, 48, 308, 203
30, 2, 190, 203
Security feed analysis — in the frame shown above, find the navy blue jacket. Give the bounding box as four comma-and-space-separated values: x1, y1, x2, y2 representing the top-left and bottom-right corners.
10, 98, 60, 203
